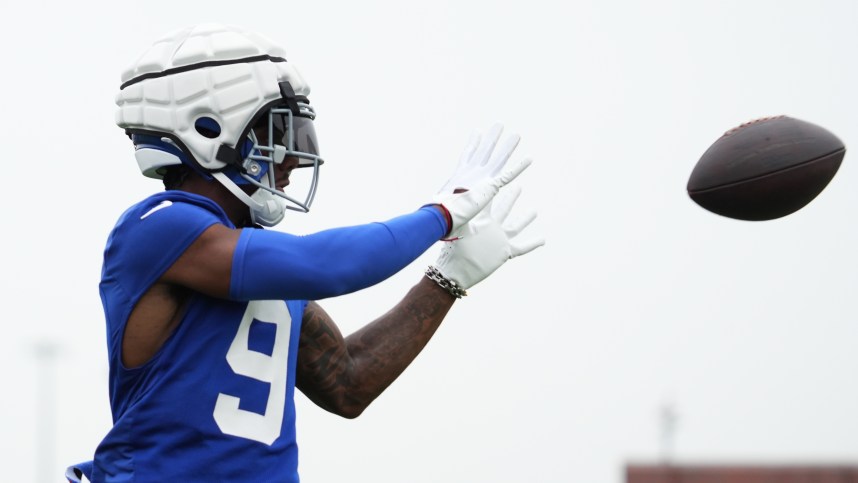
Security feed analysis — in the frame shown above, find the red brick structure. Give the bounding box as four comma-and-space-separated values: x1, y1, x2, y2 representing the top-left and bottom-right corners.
626, 465, 858, 483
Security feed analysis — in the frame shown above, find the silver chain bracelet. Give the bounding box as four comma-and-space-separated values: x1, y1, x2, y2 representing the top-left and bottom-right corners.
425, 266, 468, 299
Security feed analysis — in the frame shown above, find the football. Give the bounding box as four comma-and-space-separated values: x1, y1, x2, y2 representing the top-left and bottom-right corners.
687, 116, 846, 221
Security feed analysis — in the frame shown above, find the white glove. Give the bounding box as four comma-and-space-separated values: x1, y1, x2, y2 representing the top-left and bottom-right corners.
433, 124, 530, 235
432, 185, 545, 292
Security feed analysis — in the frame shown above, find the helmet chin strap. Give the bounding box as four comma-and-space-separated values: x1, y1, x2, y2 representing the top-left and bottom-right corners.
211, 172, 286, 227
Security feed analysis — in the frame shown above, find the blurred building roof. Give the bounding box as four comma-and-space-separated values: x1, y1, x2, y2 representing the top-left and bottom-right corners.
627, 464, 858, 483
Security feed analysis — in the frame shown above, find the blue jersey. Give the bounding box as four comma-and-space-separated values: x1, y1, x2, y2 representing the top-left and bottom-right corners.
81, 190, 448, 482
94, 191, 305, 482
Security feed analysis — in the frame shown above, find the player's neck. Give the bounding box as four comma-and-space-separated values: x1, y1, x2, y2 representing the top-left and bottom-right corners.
174, 174, 253, 227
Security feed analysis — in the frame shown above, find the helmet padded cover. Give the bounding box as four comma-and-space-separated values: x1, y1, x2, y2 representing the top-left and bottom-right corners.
115, 23, 310, 175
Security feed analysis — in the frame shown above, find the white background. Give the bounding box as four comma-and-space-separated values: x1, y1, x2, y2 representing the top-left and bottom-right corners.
2, 1, 857, 482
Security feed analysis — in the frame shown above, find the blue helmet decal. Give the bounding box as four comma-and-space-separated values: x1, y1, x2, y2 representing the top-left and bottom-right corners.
132, 132, 268, 185
132, 133, 189, 163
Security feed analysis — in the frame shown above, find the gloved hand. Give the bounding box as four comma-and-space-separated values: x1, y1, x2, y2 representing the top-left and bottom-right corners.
431, 184, 545, 294
433, 124, 531, 236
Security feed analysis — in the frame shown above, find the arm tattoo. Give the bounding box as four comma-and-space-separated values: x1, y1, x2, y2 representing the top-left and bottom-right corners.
296, 278, 455, 417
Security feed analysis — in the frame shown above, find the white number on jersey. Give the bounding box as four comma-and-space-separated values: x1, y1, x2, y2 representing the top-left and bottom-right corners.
213, 300, 292, 445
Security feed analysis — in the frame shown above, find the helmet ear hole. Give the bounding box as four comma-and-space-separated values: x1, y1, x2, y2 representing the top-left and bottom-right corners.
195, 117, 222, 138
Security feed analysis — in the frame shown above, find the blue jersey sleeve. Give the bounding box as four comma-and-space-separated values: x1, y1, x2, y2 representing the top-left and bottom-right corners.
229, 206, 447, 301
102, 192, 231, 308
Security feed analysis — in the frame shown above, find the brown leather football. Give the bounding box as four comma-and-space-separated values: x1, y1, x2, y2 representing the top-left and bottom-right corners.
687, 116, 846, 221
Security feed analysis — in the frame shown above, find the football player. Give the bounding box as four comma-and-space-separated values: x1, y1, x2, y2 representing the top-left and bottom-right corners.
66, 23, 543, 482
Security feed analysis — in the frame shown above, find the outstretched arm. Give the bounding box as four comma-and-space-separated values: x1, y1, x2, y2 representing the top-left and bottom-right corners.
296, 277, 455, 419
295, 128, 544, 418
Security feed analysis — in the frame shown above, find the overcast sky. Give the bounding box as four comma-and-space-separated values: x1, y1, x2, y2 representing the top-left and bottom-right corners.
2, 1, 858, 482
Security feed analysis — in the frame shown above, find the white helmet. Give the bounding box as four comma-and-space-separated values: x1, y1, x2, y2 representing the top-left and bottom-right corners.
115, 23, 323, 226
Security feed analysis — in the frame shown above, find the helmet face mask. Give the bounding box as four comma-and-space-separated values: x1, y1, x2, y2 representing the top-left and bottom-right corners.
116, 23, 321, 227
236, 101, 324, 216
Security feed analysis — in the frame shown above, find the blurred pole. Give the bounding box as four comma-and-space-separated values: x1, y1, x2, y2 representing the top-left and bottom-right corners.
658, 402, 678, 465
34, 340, 59, 483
